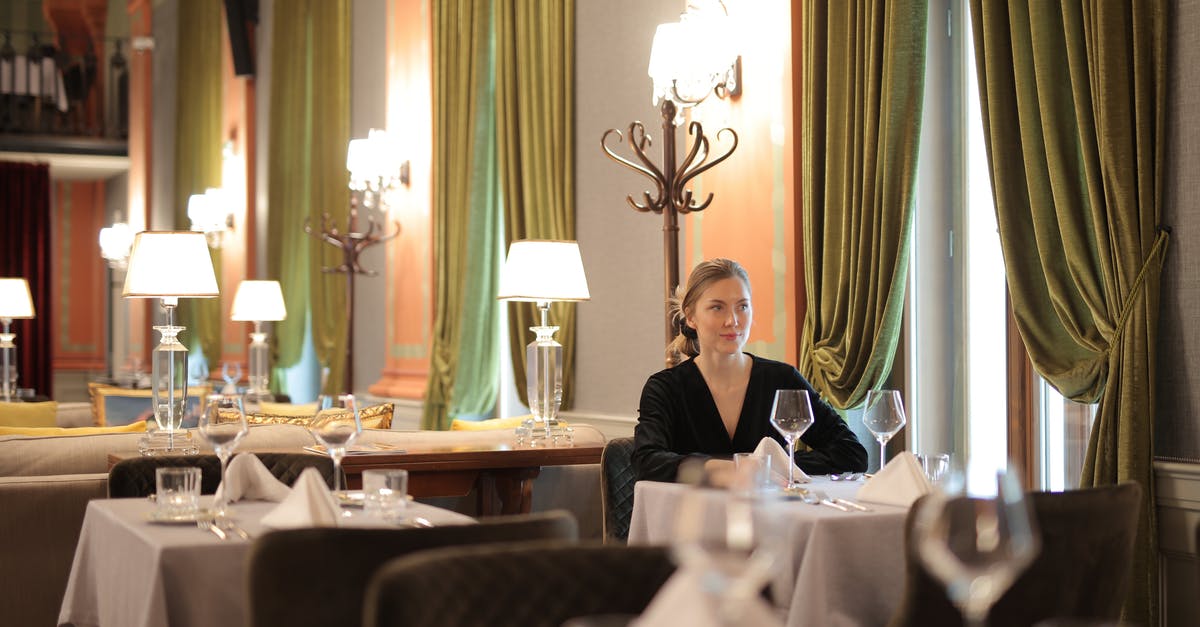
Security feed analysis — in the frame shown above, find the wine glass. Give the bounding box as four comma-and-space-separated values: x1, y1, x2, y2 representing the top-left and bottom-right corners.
864, 389, 906, 468
198, 394, 248, 516
768, 389, 815, 489
220, 362, 242, 395
914, 467, 1040, 627
308, 394, 362, 497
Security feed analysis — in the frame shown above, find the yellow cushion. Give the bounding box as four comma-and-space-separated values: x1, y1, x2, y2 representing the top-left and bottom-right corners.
0, 401, 58, 427
0, 420, 148, 437
249, 402, 395, 430
450, 415, 565, 431
257, 401, 318, 417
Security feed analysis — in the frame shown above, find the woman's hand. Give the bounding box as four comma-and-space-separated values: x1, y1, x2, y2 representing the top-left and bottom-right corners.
703, 458, 736, 488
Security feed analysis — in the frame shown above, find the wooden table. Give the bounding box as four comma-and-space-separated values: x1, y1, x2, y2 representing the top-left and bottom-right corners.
109, 443, 603, 516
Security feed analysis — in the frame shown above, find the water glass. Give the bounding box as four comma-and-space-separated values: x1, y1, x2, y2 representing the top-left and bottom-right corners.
731, 453, 772, 497
363, 469, 409, 522
916, 453, 951, 484
155, 467, 201, 518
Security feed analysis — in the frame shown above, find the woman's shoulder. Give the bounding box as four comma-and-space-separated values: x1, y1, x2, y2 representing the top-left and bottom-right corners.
747, 353, 802, 376
643, 358, 700, 387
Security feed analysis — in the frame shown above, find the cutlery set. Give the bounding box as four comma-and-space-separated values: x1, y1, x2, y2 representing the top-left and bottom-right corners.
197, 517, 251, 540
788, 487, 872, 512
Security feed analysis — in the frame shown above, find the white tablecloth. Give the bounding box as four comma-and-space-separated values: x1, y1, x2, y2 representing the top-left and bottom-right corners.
58, 496, 475, 627
0, 55, 68, 112
628, 479, 910, 627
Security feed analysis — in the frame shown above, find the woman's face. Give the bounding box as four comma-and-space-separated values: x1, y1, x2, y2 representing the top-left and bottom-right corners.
685, 276, 752, 356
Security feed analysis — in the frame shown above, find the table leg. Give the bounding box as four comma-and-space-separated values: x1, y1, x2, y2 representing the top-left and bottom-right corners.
477, 468, 540, 515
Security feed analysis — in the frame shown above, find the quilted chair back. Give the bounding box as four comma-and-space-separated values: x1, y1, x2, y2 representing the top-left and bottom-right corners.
107, 452, 339, 498
889, 481, 1142, 627
247, 510, 579, 627
600, 437, 636, 543
364, 541, 675, 627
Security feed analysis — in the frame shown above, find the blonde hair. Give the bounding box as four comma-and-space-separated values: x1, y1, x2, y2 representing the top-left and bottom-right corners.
666, 258, 752, 365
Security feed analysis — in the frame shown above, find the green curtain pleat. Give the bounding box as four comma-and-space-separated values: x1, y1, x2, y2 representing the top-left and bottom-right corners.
266, 0, 351, 395
423, 0, 500, 429
495, 0, 576, 410
968, 1, 1167, 623
173, 0, 223, 367
797, 0, 927, 410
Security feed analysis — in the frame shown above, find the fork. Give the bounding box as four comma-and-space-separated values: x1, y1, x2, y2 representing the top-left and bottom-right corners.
197, 519, 227, 540
215, 517, 251, 540
810, 489, 850, 512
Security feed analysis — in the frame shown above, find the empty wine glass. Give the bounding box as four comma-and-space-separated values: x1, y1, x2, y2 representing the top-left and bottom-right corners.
220, 362, 242, 395
198, 394, 248, 516
914, 467, 1040, 627
308, 394, 362, 497
864, 389, 906, 468
768, 389, 815, 489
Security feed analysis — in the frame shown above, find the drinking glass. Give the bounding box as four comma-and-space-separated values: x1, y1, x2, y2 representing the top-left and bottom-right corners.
363, 469, 409, 523
155, 466, 201, 518
308, 394, 362, 496
768, 389, 815, 489
198, 394, 248, 515
864, 389, 906, 468
914, 468, 1040, 627
220, 362, 242, 395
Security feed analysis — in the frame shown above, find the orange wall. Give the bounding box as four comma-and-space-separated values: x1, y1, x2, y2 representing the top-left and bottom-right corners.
369, 0, 433, 399
51, 180, 108, 371
683, 0, 795, 363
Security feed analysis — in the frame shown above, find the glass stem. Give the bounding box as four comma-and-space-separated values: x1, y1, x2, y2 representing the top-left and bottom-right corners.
880, 440, 887, 469
787, 438, 796, 486
217, 453, 229, 513
332, 455, 344, 493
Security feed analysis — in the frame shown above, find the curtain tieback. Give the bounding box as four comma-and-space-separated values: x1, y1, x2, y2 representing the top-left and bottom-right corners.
1111, 228, 1170, 350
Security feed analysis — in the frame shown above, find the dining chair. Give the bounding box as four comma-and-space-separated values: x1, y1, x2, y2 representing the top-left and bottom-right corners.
889, 481, 1142, 627
246, 510, 579, 627
600, 437, 636, 543
363, 541, 675, 627
106, 452, 340, 498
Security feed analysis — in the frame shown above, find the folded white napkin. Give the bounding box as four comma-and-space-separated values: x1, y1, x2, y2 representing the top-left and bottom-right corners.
259, 467, 341, 529
753, 437, 810, 486
214, 453, 291, 503
633, 565, 784, 627
855, 451, 932, 507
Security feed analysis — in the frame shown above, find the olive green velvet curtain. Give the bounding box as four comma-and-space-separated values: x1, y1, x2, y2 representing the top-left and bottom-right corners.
174, 0, 223, 366
495, 0, 577, 411
967, 2, 1168, 623
423, 0, 501, 429
797, 0, 928, 410
266, 0, 351, 395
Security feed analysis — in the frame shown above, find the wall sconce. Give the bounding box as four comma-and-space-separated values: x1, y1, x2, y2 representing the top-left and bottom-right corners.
0, 278, 35, 402
601, 1, 740, 350
187, 187, 234, 249
99, 222, 134, 270
347, 128, 410, 212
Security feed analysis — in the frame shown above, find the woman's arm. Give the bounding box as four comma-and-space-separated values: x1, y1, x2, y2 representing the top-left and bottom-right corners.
632, 374, 710, 482
792, 376, 869, 474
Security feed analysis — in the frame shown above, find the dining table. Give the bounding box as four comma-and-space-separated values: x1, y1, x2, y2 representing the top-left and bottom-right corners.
57, 496, 475, 627
628, 478, 911, 627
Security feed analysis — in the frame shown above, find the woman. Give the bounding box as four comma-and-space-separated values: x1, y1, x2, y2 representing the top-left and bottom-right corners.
633, 258, 867, 483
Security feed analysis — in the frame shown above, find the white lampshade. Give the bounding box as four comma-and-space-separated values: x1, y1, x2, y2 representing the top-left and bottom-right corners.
647, 15, 738, 105
230, 280, 287, 321
347, 128, 403, 185
122, 231, 220, 298
0, 278, 35, 319
497, 240, 591, 303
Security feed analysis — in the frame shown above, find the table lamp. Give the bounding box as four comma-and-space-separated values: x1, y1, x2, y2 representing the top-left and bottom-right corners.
0, 278, 35, 402
122, 231, 219, 452
230, 280, 287, 404
497, 240, 590, 446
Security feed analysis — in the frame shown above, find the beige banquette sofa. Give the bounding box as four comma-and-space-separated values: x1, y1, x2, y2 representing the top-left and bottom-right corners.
0, 405, 604, 627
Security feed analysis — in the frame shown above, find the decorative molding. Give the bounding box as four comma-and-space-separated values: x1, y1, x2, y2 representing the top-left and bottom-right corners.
1154, 460, 1200, 627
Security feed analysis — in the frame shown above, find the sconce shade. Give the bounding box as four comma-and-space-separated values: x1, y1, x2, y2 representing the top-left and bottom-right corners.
647, 14, 738, 105
0, 278, 35, 319
231, 280, 288, 321
497, 240, 591, 303
122, 231, 220, 298
99, 223, 135, 267
347, 128, 404, 184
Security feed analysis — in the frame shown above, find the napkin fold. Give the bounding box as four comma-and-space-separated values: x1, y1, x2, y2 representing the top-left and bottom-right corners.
753, 437, 810, 486
259, 467, 341, 529
214, 453, 291, 503
855, 451, 932, 507
633, 566, 784, 627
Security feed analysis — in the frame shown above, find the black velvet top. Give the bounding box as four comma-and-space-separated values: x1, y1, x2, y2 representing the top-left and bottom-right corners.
632, 354, 868, 482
